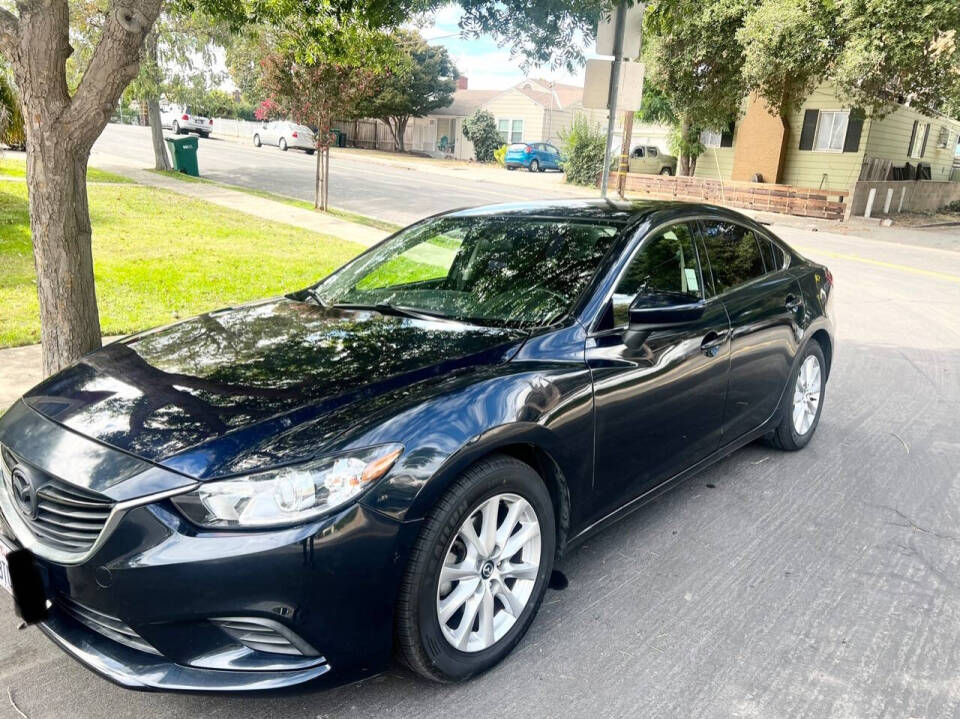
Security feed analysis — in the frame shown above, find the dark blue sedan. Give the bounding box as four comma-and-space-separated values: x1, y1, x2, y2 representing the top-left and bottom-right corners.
0, 200, 834, 691
504, 142, 563, 172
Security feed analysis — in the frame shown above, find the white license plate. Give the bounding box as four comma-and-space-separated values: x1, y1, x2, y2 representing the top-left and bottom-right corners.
0, 544, 11, 596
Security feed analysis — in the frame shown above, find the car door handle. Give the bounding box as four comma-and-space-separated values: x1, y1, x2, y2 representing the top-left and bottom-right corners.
700, 330, 728, 356
785, 294, 803, 310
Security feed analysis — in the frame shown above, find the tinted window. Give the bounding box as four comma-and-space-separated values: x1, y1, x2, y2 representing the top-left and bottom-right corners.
633, 147, 645, 157
700, 221, 766, 292
317, 217, 620, 327
611, 223, 701, 326
760, 238, 786, 272
648, 147, 658, 157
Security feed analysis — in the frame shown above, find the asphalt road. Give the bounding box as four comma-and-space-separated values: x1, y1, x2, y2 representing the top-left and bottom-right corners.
89, 124, 583, 226
3, 135, 960, 717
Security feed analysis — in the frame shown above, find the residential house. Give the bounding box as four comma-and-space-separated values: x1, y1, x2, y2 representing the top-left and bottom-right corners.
695, 82, 960, 193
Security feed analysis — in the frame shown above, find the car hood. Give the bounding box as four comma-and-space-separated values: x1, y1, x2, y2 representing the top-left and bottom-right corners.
22, 298, 526, 476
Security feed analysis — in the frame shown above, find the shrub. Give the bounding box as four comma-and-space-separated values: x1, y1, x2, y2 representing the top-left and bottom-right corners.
493, 144, 507, 166
560, 114, 608, 186
943, 199, 960, 214
0, 72, 25, 151
462, 109, 503, 162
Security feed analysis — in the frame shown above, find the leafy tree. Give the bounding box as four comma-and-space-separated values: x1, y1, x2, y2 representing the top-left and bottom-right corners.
260, 15, 399, 209
225, 30, 269, 106
644, 4, 747, 175
462, 109, 502, 162
359, 30, 458, 152
560, 113, 607, 186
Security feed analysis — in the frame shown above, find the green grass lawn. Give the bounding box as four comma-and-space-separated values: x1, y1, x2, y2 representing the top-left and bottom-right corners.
0, 156, 133, 184
0, 178, 364, 348
149, 169, 402, 233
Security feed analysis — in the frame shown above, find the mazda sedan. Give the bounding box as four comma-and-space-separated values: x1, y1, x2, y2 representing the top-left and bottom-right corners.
0, 200, 834, 691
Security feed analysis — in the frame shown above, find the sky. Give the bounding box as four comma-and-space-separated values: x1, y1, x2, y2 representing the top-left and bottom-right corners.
418, 5, 594, 90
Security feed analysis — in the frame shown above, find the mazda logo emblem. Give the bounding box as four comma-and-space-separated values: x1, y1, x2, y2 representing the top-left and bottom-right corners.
10, 466, 38, 521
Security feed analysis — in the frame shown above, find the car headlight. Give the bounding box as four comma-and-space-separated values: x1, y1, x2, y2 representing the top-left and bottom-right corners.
171, 444, 403, 529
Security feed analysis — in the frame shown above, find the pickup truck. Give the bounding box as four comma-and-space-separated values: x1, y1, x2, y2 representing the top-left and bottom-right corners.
628, 145, 677, 176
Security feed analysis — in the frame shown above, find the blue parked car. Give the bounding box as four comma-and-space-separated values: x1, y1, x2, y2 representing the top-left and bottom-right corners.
504, 142, 563, 172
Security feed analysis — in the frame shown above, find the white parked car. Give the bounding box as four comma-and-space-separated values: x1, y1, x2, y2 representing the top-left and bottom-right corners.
160, 104, 213, 137
253, 121, 316, 154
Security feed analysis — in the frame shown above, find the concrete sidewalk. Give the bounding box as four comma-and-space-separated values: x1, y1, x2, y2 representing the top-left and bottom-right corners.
95, 163, 389, 248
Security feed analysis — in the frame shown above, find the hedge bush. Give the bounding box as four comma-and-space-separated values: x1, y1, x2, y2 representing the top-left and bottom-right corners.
560, 114, 607, 186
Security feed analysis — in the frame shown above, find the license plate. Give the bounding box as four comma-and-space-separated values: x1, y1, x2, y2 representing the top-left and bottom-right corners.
0, 543, 11, 596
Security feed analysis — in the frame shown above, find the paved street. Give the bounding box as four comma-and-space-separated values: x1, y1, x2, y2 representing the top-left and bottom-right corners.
3, 136, 960, 717
90, 124, 588, 226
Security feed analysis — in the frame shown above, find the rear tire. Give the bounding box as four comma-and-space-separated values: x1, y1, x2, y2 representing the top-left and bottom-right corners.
660, 166, 673, 176
305, 148, 316, 155
507, 166, 516, 171
253, 134, 261, 147
395, 454, 555, 683
528, 159, 539, 173
279, 137, 288, 151
766, 340, 826, 451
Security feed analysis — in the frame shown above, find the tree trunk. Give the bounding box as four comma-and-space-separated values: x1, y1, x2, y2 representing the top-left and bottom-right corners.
144, 30, 170, 171
27, 140, 102, 375
322, 146, 330, 211
2, 0, 162, 375
147, 98, 171, 170
396, 117, 408, 152
314, 142, 322, 209
678, 116, 692, 176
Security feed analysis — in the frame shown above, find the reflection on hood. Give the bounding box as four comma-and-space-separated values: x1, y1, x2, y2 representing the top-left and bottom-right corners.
24, 299, 525, 465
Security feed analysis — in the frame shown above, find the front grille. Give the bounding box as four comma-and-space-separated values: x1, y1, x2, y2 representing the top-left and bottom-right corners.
211, 617, 319, 657
1, 446, 113, 554
57, 595, 159, 655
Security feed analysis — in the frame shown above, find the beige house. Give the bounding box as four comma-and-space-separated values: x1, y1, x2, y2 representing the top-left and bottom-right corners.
695, 83, 960, 192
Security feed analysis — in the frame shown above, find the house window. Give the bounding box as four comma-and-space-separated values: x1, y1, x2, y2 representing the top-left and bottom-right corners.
936, 125, 950, 149
497, 119, 509, 143
510, 119, 523, 143
701, 129, 722, 148
813, 111, 850, 151
911, 122, 929, 158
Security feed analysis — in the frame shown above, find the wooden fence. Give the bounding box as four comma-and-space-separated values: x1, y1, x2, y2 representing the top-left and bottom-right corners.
615, 173, 849, 221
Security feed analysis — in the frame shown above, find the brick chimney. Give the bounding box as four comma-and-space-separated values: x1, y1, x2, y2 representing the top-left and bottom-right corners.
456, 76, 468, 90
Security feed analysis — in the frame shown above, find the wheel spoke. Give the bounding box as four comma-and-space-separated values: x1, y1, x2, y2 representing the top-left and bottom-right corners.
500, 561, 538, 581
501, 522, 539, 560
496, 500, 524, 549
440, 561, 478, 584
452, 590, 483, 650
479, 497, 499, 555
458, 522, 486, 558
495, 583, 526, 617
439, 577, 480, 624
478, 585, 495, 647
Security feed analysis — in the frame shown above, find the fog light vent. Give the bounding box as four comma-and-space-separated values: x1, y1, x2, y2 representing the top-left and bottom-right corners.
210, 617, 319, 657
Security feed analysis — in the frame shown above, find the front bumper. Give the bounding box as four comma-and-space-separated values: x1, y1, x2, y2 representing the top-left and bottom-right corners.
0, 403, 419, 691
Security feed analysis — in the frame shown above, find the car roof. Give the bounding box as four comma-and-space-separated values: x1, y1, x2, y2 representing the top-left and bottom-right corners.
442, 199, 754, 227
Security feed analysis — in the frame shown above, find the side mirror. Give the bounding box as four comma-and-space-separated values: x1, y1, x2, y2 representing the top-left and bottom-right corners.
624, 296, 705, 348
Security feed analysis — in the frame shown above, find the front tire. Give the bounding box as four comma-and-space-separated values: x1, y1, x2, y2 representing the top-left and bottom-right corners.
767, 340, 826, 451
395, 455, 555, 683
660, 166, 673, 176
528, 159, 539, 173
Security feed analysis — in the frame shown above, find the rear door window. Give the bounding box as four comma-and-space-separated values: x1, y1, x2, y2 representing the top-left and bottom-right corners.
760, 238, 786, 272
699, 221, 767, 293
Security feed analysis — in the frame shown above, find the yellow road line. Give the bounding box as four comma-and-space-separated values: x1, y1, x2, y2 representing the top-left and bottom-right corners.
792, 246, 960, 284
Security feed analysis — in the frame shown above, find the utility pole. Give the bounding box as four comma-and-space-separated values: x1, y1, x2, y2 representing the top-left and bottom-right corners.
599, 1, 627, 198
617, 3, 645, 198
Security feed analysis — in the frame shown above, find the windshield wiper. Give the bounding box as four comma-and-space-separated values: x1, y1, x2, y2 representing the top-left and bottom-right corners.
333, 302, 454, 322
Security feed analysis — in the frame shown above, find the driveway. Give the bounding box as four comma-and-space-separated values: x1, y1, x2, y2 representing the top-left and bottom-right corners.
2, 218, 960, 717
90, 124, 589, 226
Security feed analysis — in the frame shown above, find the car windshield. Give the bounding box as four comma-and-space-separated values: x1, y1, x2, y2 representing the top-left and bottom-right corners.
313, 215, 622, 327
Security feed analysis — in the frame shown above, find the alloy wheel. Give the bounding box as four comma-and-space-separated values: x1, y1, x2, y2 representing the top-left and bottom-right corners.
436, 493, 542, 653
792, 354, 822, 435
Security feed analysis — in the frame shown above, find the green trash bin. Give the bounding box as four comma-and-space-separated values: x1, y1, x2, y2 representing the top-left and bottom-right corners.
165, 135, 199, 177
330, 128, 346, 148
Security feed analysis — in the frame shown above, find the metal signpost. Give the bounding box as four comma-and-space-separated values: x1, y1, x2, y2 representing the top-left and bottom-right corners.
599, 2, 627, 198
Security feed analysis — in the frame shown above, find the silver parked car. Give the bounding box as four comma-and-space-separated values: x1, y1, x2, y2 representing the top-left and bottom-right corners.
253, 121, 316, 154
160, 104, 213, 137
